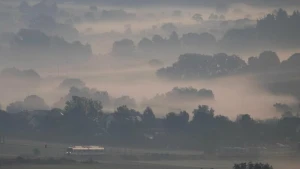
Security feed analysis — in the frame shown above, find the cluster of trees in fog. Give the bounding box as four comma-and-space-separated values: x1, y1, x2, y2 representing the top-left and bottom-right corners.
112, 31, 217, 58
1, 96, 300, 150
0, 67, 216, 113
19, 1, 73, 25
152, 87, 214, 102
0, 67, 41, 81
157, 53, 245, 79
142, 87, 214, 109
58, 78, 86, 89
28, 14, 79, 41
53, 86, 135, 109
19, 1, 77, 38
112, 9, 300, 57
0, 1, 97, 67
7, 95, 49, 114
157, 51, 300, 99
19, 0, 75, 22
53, 85, 213, 111
0, 29, 92, 65
273, 103, 300, 118
220, 9, 300, 52
83, 9, 136, 22
159, 50, 299, 89
157, 51, 300, 79
110, 16, 254, 58
18, 0, 137, 25
19, 1, 58, 20
0, 67, 41, 90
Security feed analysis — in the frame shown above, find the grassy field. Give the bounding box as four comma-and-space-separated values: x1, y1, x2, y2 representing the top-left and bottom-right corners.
0, 138, 204, 158
0, 139, 66, 157
140, 159, 300, 169
0, 161, 200, 169
2, 159, 299, 169
1, 138, 299, 169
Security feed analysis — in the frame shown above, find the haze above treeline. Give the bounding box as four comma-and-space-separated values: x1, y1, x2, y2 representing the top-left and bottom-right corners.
1, 0, 300, 121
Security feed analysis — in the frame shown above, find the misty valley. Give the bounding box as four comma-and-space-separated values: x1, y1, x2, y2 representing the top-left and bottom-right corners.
0, 1, 300, 169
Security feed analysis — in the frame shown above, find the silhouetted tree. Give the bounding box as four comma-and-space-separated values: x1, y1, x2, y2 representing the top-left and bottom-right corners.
6, 95, 49, 113
179, 111, 189, 126
161, 23, 177, 33
53, 87, 111, 109
112, 39, 135, 57
59, 78, 86, 89
157, 53, 246, 80
274, 103, 292, 114
142, 107, 156, 128
23, 95, 49, 110
191, 105, 215, 128
277, 116, 300, 139
1, 67, 41, 80
181, 32, 217, 53
6, 101, 24, 114
208, 13, 218, 20
222, 8, 300, 52
9, 29, 91, 64
164, 112, 178, 131
248, 51, 280, 72
219, 27, 257, 53
64, 96, 103, 119
236, 114, 255, 128
192, 13, 203, 22
114, 96, 137, 109
281, 53, 300, 71
138, 37, 153, 53
61, 96, 103, 135
108, 105, 142, 141
28, 15, 79, 40
19, 0, 58, 19
167, 31, 180, 49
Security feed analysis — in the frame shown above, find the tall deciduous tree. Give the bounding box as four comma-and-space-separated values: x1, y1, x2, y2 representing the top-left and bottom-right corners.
142, 107, 156, 128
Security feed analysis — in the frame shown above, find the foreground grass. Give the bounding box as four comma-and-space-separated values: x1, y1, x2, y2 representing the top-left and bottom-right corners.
0, 162, 200, 169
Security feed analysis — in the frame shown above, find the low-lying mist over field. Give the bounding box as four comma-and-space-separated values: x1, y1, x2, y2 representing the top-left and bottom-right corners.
0, 60, 298, 119
1, 0, 300, 120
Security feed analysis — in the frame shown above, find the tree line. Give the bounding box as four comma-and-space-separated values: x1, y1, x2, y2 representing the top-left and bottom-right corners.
112, 9, 300, 57
1, 96, 300, 151
156, 51, 300, 100
156, 51, 300, 80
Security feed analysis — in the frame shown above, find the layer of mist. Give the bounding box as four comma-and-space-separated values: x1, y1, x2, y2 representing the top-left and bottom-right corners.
0, 0, 300, 121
